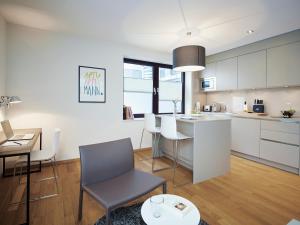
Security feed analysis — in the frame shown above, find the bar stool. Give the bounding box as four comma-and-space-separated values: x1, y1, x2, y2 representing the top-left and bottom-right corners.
13, 128, 61, 202
139, 113, 171, 172
160, 115, 191, 187
139, 113, 160, 162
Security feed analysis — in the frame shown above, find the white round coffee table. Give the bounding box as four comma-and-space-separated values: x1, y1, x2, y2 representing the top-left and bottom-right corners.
141, 194, 200, 225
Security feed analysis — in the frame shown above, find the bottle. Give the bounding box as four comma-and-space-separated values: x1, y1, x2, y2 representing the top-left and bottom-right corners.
194, 101, 201, 114
243, 101, 248, 112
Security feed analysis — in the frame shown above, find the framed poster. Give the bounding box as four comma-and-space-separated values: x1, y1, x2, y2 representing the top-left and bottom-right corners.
79, 66, 106, 103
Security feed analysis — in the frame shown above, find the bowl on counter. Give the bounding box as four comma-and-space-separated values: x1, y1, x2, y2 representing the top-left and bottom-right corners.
281, 109, 296, 118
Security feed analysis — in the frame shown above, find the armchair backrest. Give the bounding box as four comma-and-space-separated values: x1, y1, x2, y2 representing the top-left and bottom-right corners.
79, 138, 134, 186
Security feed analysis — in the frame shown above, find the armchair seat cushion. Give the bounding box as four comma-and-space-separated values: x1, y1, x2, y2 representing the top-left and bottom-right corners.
83, 169, 165, 210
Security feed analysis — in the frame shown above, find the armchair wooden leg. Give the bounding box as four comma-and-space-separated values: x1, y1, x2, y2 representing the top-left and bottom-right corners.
106, 209, 111, 225
163, 182, 167, 194
78, 188, 83, 221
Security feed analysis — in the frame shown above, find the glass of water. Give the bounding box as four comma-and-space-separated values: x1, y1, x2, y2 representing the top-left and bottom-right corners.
150, 195, 164, 218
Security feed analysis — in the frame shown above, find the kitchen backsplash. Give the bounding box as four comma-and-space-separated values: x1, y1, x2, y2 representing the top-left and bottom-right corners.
206, 87, 300, 116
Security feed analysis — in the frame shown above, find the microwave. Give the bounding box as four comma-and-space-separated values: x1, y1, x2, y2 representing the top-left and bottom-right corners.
201, 77, 216, 91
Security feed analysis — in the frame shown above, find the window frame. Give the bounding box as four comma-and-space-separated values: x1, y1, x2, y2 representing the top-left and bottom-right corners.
123, 58, 185, 118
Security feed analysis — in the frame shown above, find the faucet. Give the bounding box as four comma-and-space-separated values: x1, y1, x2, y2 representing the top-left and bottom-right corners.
172, 99, 180, 116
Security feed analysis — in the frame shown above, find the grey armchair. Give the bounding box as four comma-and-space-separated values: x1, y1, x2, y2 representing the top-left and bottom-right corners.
78, 138, 167, 225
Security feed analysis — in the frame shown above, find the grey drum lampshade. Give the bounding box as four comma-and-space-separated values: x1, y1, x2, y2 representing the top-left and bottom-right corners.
173, 45, 206, 72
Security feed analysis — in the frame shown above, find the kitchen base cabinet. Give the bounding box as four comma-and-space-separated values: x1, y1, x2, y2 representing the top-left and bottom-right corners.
260, 140, 299, 168
231, 117, 300, 175
232, 150, 300, 175
261, 130, 299, 145
231, 118, 261, 157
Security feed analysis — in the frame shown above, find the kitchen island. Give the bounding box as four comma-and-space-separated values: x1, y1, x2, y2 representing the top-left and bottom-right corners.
156, 114, 231, 184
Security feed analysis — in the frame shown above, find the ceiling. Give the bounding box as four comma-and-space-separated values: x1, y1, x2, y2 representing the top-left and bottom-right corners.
0, 0, 300, 55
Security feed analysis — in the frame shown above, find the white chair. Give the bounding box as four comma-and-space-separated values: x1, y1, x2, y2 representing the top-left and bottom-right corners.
139, 113, 160, 161
160, 115, 191, 187
14, 128, 61, 201
139, 113, 170, 172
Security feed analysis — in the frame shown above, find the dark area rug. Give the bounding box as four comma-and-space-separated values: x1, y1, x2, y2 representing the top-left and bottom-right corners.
95, 202, 209, 225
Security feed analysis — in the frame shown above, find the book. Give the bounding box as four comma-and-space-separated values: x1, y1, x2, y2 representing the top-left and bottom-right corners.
124, 106, 134, 120
1, 140, 29, 147
163, 198, 192, 217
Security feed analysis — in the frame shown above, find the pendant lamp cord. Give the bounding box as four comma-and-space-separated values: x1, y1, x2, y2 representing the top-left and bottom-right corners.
178, 0, 189, 31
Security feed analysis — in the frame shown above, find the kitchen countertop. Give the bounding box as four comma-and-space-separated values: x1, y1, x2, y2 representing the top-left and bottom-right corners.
156, 114, 231, 123
192, 112, 300, 123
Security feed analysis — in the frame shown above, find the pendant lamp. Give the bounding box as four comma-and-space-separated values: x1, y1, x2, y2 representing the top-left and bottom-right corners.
173, 45, 206, 72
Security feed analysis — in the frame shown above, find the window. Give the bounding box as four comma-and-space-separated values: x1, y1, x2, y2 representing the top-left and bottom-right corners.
123, 58, 185, 118
123, 63, 153, 115
158, 67, 183, 114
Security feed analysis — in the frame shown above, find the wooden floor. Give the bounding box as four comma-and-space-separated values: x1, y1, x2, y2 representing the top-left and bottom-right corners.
0, 150, 300, 225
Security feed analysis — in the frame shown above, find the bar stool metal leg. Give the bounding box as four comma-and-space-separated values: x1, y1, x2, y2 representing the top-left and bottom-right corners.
139, 128, 145, 151
138, 128, 152, 161
29, 158, 59, 201
10, 158, 60, 205
151, 133, 157, 172
172, 140, 177, 184
172, 140, 190, 188
152, 133, 172, 173
18, 165, 23, 185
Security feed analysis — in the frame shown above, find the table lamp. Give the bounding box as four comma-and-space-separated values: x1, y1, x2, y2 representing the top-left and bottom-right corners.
0, 96, 22, 108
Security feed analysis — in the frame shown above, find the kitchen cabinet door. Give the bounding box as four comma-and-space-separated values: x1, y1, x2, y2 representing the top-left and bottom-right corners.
267, 41, 300, 87
260, 140, 299, 168
231, 118, 261, 157
238, 50, 267, 89
216, 57, 238, 91
201, 62, 216, 78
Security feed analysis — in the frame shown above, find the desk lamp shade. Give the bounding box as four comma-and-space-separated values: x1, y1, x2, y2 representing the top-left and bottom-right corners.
173, 45, 206, 72
9, 96, 22, 104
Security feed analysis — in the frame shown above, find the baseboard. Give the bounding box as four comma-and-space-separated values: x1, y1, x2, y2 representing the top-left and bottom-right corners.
56, 158, 80, 165
42, 147, 152, 166
231, 150, 300, 175
135, 147, 152, 152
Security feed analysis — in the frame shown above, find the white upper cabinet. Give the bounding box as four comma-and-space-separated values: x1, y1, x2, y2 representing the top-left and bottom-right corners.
267, 41, 300, 87
201, 59, 237, 91
216, 57, 238, 91
238, 50, 267, 89
201, 62, 216, 78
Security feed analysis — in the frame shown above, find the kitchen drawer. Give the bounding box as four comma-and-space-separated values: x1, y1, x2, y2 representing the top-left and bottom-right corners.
261, 130, 299, 145
261, 120, 299, 134
260, 140, 299, 168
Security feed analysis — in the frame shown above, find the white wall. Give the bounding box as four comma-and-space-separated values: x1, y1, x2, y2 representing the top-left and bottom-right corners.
0, 15, 6, 123
6, 24, 172, 161
0, 15, 6, 175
